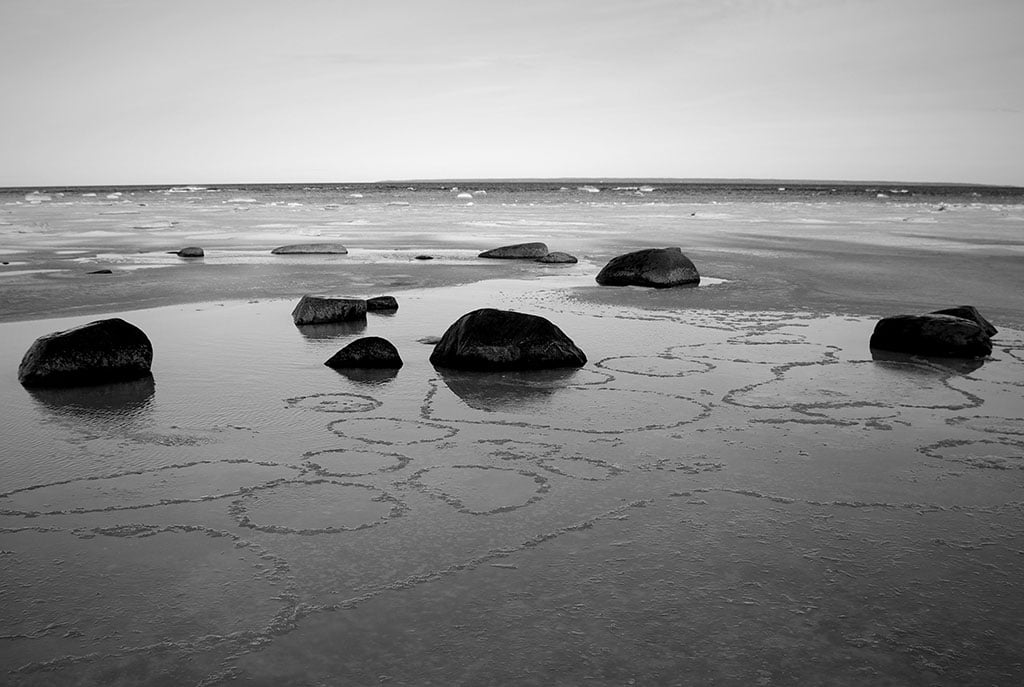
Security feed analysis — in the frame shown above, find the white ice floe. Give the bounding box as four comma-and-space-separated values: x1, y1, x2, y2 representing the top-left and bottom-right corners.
577, 185, 600, 193
106, 192, 122, 199
25, 192, 51, 203
348, 193, 364, 198
226, 198, 258, 204
457, 192, 473, 199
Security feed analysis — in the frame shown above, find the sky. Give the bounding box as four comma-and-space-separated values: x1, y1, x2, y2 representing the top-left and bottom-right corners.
1, 0, 1022, 187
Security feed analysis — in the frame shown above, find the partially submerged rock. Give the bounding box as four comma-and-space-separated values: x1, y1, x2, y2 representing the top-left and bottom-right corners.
536, 252, 578, 264
291, 295, 367, 325
414, 255, 434, 261
366, 296, 399, 312
930, 305, 997, 337
479, 242, 549, 259
325, 337, 403, 369
869, 314, 992, 359
430, 308, 587, 370
177, 247, 204, 257
18, 318, 153, 387
596, 247, 700, 288
271, 243, 348, 255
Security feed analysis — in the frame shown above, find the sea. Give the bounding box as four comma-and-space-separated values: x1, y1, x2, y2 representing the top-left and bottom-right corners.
1, 180, 1023, 685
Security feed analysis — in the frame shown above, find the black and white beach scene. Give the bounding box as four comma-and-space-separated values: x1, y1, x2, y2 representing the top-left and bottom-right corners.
2, 2, 1023, 685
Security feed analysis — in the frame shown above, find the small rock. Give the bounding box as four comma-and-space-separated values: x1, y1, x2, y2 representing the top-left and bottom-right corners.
18, 318, 153, 387
291, 295, 367, 325
366, 296, 399, 312
271, 243, 348, 255
596, 247, 700, 288
479, 242, 549, 259
177, 247, 204, 257
414, 255, 434, 261
430, 308, 587, 370
869, 314, 992, 359
536, 252, 577, 264
325, 337, 403, 369
87, 269, 113, 274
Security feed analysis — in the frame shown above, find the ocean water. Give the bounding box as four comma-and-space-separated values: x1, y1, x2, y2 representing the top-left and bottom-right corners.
1, 182, 1024, 685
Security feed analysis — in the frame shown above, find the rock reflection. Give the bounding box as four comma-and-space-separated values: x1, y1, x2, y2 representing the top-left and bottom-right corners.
332, 367, 400, 386
870, 348, 986, 375
27, 373, 156, 419
295, 319, 367, 340
438, 368, 580, 412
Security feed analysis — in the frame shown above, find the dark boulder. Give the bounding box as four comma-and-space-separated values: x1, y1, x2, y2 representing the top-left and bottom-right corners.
479, 242, 549, 259
177, 247, 204, 257
325, 337, 403, 369
414, 255, 434, 261
87, 269, 113, 274
595, 247, 700, 288
271, 243, 348, 255
869, 314, 992, 358
536, 252, 578, 264
18, 318, 153, 387
366, 296, 399, 312
430, 308, 586, 370
292, 296, 367, 325
929, 305, 997, 337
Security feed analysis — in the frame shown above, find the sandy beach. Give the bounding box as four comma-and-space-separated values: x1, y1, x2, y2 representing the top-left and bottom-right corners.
2, 185, 1024, 685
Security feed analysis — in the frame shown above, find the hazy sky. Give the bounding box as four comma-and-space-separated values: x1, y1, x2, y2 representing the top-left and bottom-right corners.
2, 0, 1022, 186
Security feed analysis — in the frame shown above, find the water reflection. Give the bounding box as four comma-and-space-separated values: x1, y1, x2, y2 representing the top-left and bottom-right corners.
27, 374, 156, 420
296, 319, 367, 340
870, 348, 986, 375
438, 368, 581, 412
332, 367, 400, 386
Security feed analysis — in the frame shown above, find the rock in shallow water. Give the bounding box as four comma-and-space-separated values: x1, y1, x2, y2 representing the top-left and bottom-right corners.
325, 337, 403, 369
18, 318, 153, 387
596, 247, 700, 288
366, 296, 398, 312
291, 296, 367, 325
176, 246, 204, 257
869, 314, 992, 358
930, 305, 998, 337
478, 242, 549, 259
271, 243, 348, 255
536, 251, 578, 264
429, 308, 587, 370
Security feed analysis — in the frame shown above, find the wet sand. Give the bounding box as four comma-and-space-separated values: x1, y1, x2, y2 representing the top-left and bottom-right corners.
2, 193, 1024, 685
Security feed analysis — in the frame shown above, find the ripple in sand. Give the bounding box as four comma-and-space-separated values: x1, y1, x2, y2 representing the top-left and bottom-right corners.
726, 360, 981, 413
285, 392, 382, 414
919, 439, 1024, 470
535, 456, 626, 481
327, 417, 458, 445
669, 340, 839, 365
231, 481, 402, 533
304, 447, 410, 476
595, 355, 715, 378
0, 528, 287, 670
0, 461, 300, 515
945, 415, 1024, 437
407, 465, 549, 515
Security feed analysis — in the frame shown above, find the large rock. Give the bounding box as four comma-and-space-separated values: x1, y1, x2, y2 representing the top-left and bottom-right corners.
18, 318, 153, 387
176, 246, 204, 257
536, 252, 578, 264
430, 308, 587, 370
869, 314, 992, 358
366, 296, 398, 312
595, 247, 700, 288
291, 296, 367, 325
930, 305, 997, 337
271, 243, 348, 255
325, 337, 403, 369
478, 242, 549, 259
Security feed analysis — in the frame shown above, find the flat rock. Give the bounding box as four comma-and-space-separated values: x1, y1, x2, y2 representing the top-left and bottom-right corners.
87, 269, 113, 275
292, 295, 367, 325
366, 296, 399, 312
325, 337, 403, 369
478, 242, 549, 259
596, 247, 700, 287
869, 314, 992, 358
430, 308, 587, 370
414, 255, 434, 261
18, 318, 153, 387
930, 305, 997, 337
271, 243, 348, 255
536, 252, 578, 264
177, 247, 204, 257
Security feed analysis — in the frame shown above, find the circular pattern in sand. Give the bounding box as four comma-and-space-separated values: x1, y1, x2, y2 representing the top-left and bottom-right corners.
919, 439, 1024, 470
595, 355, 715, 378
304, 447, 410, 476
285, 392, 382, 414
535, 456, 626, 481
945, 415, 1024, 437
406, 465, 549, 515
327, 417, 459, 445
231, 480, 404, 533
